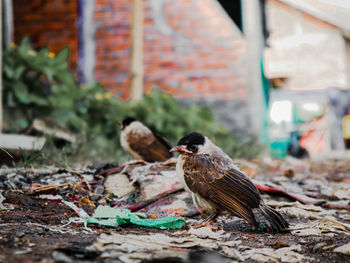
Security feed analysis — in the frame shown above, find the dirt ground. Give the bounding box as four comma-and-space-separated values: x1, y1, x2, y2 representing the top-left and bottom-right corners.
1, 159, 350, 262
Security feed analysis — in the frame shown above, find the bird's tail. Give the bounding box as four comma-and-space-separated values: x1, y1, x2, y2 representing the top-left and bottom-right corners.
258, 204, 289, 233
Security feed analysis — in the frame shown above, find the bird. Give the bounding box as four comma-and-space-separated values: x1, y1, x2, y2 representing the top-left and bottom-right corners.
170, 132, 289, 232
119, 117, 173, 162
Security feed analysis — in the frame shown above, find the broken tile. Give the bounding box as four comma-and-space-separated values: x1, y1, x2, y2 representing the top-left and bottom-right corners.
104, 173, 135, 198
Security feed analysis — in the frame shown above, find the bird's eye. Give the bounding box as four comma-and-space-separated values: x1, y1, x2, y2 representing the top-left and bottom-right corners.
188, 145, 198, 152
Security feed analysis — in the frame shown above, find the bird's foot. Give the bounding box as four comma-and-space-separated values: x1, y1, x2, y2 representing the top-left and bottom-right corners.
191, 212, 220, 230
175, 211, 189, 217
192, 220, 219, 231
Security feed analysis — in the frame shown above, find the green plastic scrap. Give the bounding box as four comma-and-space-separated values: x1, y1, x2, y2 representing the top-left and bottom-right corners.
85, 205, 186, 229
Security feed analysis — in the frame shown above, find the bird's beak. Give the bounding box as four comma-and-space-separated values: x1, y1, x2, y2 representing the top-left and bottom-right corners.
170, 145, 192, 154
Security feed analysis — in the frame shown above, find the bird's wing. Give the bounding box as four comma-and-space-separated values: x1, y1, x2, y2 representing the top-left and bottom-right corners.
153, 132, 173, 152
128, 130, 172, 162
183, 154, 261, 227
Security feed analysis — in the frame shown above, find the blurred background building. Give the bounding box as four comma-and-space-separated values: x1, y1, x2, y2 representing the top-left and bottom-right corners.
4, 0, 252, 136
264, 0, 350, 158
2, 0, 350, 158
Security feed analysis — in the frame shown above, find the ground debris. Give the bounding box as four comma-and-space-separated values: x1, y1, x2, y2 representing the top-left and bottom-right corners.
91, 227, 243, 262
1, 159, 350, 262
268, 201, 335, 220
249, 245, 311, 262
291, 218, 350, 236
85, 205, 186, 229
0, 191, 5, 210
334, 242, 350, 255
104, 173, 135, 198
25, 118, 77, 144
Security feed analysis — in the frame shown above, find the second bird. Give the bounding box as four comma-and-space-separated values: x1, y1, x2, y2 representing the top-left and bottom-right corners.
119, 117, 173, 162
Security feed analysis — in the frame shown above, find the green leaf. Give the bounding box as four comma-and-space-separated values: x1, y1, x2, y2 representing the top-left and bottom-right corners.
21, 37, 32, 49
3, 64, 14, 79
66, 113, 85, 131
13, 81, 29, 103
14, 65, 26, 80
16, 119, 29, 129
42, 67, 55, 82
28, 94, 49, 106
36, 48, 49, 58
50, 109, 74, 125
55, 71, 75, 85
54, 47, 69, 64
49, 94, 74, 108
18, 37, 32, 57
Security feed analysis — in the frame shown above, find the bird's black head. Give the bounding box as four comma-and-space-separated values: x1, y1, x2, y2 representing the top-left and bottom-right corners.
119, 117, 136, 129
170, 132, 205, 155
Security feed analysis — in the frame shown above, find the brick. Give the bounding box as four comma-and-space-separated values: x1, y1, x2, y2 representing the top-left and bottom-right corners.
13, 0, 78, 70
13, 0, 247, 102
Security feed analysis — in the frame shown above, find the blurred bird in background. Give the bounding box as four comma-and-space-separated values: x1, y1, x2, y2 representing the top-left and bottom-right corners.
171, 132, 289, 233
119, 117, 173, 162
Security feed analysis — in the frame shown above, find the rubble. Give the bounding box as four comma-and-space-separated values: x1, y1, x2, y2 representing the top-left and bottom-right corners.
1, 159, 350, 262
0, 191, 5, 209
104, 173, 135, 198
0, 134, 46, 153
25, 118, 77, 145
334, 242, 350, 255
91, 227, 244, 262
249, 245, 310, 262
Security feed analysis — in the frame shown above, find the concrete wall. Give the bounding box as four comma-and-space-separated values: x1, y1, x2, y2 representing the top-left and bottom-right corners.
264, 0, 348, 91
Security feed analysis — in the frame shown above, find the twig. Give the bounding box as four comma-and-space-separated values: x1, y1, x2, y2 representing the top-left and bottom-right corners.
97, 160, 147, 176
322, 203, 350, 210
0, 147, 14, 159
254, 184, 309, 204
30, 183, 71, 193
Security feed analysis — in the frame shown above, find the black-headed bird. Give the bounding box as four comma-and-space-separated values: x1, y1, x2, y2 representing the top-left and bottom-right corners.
119, 117, 173, 162
170, 132, 289, 232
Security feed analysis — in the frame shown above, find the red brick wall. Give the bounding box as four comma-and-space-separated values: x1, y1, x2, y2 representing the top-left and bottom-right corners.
94, 0, 131, 98
12, 0, 246, 101
94, 0, 246, 100
12, 0, 79, 68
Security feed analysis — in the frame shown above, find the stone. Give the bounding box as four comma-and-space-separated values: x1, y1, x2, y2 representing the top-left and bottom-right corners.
94, 185, 104, 195
104, 173, 135, 198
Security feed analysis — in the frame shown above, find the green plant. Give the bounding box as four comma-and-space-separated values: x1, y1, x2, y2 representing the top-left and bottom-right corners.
14, 147, 45, 168
3, 37, 261, 166
3, 37, 82, 130
77, 89, 262, 162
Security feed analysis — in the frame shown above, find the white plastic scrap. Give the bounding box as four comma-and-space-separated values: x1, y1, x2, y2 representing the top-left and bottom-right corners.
291, 218, 350, 237
38, 194, 63, 200
248, 245, 312, 263
60, 199, 96, 232
334, 242, 350, 255
320, 183, 350, 200
187, 226, 229, 239
61, 200, 89, 219
267, 201, 336, 220
0, 192, 6, 210
91, 227, 244, 262
104, 173, 135, 198
25, 222, 94, 235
